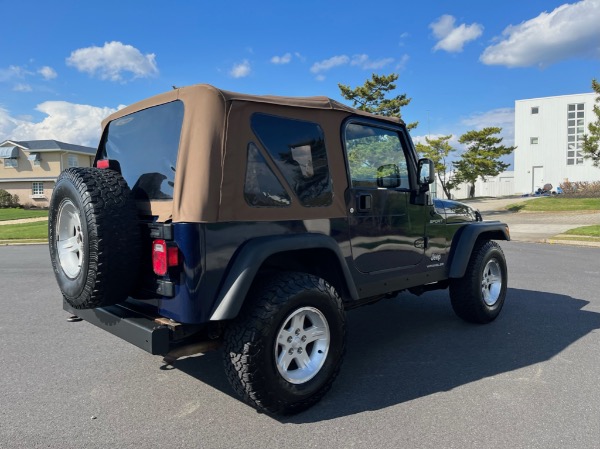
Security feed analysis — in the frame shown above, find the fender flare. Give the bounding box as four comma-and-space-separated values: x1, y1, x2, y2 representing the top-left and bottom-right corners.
209, 234, 358, 321
447, 221, 510, 279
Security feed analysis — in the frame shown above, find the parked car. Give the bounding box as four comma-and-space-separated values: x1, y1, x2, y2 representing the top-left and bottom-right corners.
48, 84, 510, 414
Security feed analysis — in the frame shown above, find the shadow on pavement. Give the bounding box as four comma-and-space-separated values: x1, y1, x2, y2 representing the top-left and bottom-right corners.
168, 287, 600, 423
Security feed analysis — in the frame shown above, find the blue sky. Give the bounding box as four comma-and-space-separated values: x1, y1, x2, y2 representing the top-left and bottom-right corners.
1, 0, 599, 154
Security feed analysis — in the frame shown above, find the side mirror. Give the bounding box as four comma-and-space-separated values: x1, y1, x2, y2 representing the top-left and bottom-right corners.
377, 164, 401, 188
417, 158, 435, 186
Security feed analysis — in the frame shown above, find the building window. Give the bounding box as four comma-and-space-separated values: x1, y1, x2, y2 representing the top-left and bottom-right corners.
4, 158, 17, 168
68, 155, 78, 167
28, 153, 41, 166
530, 137, 539, 144
32, 182, 44, 196
567, 103, 585, 165
531, 107, 539, 114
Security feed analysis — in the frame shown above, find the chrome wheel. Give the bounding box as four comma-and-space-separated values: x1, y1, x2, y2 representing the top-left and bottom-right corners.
275, 306, 330, 384
481, 258, 502, 306
56, 199, 84, 279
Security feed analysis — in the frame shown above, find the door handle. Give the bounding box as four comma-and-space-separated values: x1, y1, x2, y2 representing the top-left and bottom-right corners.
357, 194, 372, 212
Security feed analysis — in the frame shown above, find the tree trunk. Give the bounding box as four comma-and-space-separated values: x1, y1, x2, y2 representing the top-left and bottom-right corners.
469, 183, 475, 198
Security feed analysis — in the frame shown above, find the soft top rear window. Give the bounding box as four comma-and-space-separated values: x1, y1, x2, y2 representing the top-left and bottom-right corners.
99, 100, 184, 201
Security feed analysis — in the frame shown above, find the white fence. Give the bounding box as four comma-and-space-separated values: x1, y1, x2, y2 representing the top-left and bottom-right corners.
434, 171, 515, 200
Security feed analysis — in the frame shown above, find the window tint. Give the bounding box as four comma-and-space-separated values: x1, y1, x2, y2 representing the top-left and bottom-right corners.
251, 113, 332, 207
344, 123, 409, 188
244, 143, 291, 207
100, 101, 184, 200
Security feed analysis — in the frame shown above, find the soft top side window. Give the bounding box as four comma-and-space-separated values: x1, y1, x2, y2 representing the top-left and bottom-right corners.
250, 113, 333, 207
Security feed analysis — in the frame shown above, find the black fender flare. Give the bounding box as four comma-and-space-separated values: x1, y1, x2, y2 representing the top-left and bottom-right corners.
209, 234, 359, 321
447, 221, 510, 279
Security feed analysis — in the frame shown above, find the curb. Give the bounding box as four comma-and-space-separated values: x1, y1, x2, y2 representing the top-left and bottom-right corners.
545, 239, 600, 248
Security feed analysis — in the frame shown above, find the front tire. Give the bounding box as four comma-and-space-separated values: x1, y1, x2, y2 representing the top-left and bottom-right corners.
223, 272, 346, 415
449, 240, 507, 324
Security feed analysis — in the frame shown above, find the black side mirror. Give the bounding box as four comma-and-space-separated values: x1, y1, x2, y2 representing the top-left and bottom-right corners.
377, 164, 401, 188
417, 158, 435, 186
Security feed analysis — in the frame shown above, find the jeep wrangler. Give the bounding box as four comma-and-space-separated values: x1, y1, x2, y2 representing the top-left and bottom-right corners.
48, 84, 509, 415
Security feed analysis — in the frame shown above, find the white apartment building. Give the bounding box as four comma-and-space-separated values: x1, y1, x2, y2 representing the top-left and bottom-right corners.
514, 92, 600, 194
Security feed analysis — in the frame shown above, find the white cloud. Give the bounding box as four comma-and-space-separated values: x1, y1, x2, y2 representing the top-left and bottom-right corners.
230, 60, 251, 78
461, 107, 515, 146
480, 0, 600, 67
271, 53, 292, 64
396, 54, 410, 71
350, 54, 395, 70
66, 41, 158, 81
0, 101, 118, 147
38, 66, 57, 80
310, 55, 350, 74
430, 15, 484, 53
13, 83, 32, 92
0, 65, 30, 82
412, 133, 457, 146
310, 54, 395, 76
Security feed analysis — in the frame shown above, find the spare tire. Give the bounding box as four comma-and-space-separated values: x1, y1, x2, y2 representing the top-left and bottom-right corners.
49, 167, 141, 309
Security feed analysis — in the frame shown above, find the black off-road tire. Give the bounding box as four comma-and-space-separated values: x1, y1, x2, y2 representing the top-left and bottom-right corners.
223, 272, 346, 415
48, 167, 140, 309
449, 240, 507, 324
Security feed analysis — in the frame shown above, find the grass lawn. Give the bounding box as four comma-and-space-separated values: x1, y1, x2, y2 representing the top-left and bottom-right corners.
564, 225, 600, 237
0, 220, 48, 240
506, 197, 600, 212
0, 208, 48, 221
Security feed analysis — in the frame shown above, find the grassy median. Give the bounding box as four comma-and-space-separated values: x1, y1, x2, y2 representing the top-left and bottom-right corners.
0, 208, 48, 221
506, 197, 600, 212
0, 221, 48, 241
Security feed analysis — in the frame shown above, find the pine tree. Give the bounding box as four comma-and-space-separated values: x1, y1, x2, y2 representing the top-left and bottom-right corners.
582, 79, 600, 167
455, 127, 516, 198
338, 73, 418, 130
415, 135, 457, 199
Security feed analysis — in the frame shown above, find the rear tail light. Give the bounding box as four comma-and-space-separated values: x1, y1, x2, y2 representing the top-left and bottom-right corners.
96, 159, 110, 169
152, 239, 179, 276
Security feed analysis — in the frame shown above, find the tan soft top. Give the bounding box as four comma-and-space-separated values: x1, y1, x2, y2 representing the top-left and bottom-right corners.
101, 84, 404, 223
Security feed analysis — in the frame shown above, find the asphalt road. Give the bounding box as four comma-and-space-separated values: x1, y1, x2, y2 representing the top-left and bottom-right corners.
1, 243, 600, 449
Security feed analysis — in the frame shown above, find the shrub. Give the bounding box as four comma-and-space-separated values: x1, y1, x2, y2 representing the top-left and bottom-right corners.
560, 180, 600, 197
0, 189, 20, 208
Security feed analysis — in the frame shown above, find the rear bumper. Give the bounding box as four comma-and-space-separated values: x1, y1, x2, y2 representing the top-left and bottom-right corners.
64, 301, 171, 355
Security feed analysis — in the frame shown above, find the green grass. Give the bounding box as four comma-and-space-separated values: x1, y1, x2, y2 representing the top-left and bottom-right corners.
0, 220, 48, 240
0, 208, 48, 221
564, 225, 600, 237
506, 197, 600, 212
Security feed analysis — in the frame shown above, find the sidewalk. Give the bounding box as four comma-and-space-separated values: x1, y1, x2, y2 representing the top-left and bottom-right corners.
0, 217, 48, 226
470, 197, 600, 246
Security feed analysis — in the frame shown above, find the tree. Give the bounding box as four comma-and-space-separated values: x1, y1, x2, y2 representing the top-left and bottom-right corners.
582, 78, 600, 167
416, 135, 458, 199
454, 127, 516, 198
338, 73, 418, 130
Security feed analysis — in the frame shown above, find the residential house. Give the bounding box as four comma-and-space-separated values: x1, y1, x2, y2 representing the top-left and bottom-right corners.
0, 139, 96, 207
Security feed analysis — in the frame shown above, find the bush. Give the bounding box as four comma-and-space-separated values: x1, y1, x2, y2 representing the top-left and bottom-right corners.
560, 180, 600, 197
0, 189, 20, 208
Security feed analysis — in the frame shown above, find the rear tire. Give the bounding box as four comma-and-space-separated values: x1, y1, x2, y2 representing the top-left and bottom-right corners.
223, 272, 346, 415
449, 240, 507, 324
49, 167, 140, 309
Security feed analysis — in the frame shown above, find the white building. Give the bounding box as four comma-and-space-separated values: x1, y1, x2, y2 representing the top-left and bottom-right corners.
514, 92, 600, 194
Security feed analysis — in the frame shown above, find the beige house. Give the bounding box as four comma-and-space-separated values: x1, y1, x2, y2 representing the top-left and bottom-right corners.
0, 139, 96, 207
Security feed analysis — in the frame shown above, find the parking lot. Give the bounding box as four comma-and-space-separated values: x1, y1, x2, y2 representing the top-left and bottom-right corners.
1, 241, 599, 449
